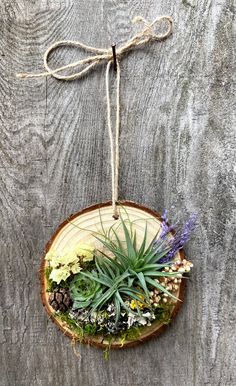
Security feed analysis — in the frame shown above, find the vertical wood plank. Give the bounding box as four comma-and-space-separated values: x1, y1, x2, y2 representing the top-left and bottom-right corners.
0, 0, 235, 385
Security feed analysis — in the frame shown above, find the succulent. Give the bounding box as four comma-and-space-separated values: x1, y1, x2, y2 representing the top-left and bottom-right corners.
69, 273, 103, 309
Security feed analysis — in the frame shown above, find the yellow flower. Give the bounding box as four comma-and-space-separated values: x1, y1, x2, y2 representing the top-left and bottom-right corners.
130, 299, 144, 310
45, 243, 94, 284
70, 262, 82, 274
129, 290, 146, 310
45, 250, 61, 268
49, 268, 70, 284
73, 243, 94, 261
57, 250, 78, 265
45, 250, 56, 261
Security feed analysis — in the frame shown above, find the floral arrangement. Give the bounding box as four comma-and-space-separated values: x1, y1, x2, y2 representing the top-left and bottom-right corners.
44, 209, 196, 353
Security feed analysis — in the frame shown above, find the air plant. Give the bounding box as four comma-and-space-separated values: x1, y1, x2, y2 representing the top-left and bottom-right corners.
76, 213, 183, 324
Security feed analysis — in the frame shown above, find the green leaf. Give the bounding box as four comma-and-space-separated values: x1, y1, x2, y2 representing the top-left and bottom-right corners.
136, 263, 172, 272
143, 271, 178, 277
144, 231, 160, 255
111, 228, 126, 254
145, 247, 171, 265
119, 289, 147, 305
115, 291, 135, 315
114, 292, 121, 324
135, 272, 150, 298
95, 257, 107, 276
128, 277, 134, 287
98, 257, 116, 279
73, 300, 92, 309
113, 270, 130, 287
132, 229, 137, 254
94, 236, 128, 269
137, 222, 147, 257
120, 216, 136, 261
80, 271, 112, 287
95, 249, 123, 273
91, 287, 117, 311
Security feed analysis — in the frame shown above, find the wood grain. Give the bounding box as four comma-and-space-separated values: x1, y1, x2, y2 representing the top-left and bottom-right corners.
0, 0, 235, 385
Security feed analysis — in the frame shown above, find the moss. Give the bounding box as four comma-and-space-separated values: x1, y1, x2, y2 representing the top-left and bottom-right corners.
45, 267, 57, 292
103, 335, 114, 360
54, 302, 174, 361
53, 299, 174, 362
84, 323, 99, 335
120, 326, 141, 346
55, 303, 173, 344
81, 259, 96, 271
154, 303, 173, 325
56, 312, 84, 340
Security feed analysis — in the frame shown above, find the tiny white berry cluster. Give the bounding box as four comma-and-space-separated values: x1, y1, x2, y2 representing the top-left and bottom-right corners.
149, 258, 193, 305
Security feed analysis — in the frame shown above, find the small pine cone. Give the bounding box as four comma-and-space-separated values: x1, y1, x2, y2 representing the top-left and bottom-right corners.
48, 288, 72, 313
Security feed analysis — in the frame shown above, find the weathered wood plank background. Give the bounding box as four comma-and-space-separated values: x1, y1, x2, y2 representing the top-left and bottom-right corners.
0, 0, 235, 385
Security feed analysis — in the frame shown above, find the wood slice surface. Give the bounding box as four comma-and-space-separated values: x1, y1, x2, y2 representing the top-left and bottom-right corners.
40, 200, 185, 349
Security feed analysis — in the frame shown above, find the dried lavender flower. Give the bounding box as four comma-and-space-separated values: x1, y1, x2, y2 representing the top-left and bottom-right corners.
152, 210, 173, 252
160, 209, 175, 239
159, 213, 197, 263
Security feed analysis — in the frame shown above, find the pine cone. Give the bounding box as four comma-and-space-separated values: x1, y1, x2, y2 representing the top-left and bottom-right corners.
48, 288, 72, 312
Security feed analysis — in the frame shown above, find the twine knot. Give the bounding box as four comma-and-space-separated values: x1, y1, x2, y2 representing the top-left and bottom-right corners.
16, 16, 173, 81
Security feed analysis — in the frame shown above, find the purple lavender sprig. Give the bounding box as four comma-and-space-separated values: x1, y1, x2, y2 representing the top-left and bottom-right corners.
162, 213, 197, 263
156, 211, 197, 264
160, 209, 175, 239
152, 209, 175, 252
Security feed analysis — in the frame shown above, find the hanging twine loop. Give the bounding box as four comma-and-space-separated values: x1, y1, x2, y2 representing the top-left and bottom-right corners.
17, 15, 173, 219
17, 16, 173, 81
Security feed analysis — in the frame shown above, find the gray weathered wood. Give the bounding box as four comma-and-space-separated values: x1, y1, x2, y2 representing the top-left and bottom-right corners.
0, 1, 235, 385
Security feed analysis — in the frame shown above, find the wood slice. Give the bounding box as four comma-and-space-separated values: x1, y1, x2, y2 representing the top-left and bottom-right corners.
40, 200, 185, 349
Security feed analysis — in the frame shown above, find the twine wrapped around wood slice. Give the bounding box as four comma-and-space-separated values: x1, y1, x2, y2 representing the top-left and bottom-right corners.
41, 201, 185, 349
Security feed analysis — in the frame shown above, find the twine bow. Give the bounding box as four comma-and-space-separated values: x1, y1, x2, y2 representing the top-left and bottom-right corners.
17, 15, 173, 218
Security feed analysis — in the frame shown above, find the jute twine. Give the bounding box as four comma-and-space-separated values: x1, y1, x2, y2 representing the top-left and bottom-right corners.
17, 15, 173, 218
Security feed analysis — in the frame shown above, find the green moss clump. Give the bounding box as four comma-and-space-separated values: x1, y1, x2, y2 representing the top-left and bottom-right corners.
84, 323, 99, 335
103, 335, 114, 360
56, 312, 84, 340
120, 326, 141, 346
45, 267, 57, 292
154, 303, 173, 325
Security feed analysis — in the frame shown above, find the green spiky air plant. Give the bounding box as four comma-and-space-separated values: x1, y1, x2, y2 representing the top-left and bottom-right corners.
76, 213, 181, 324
